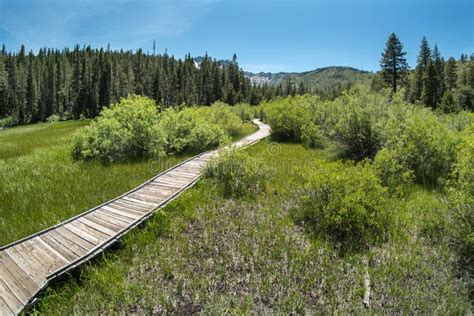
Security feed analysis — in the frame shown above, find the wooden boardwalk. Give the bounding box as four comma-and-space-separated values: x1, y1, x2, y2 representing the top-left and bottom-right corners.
0, 119, 270, 315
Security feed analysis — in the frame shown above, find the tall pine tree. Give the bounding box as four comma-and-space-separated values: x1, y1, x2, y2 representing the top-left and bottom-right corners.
411, 36, 431, 102
380, 33, 408, 93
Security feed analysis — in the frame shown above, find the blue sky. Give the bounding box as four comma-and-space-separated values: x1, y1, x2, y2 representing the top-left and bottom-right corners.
0, 0, 473, 72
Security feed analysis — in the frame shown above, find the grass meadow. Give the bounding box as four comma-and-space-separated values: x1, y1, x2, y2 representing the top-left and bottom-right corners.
29, 139, 471, 314
0, 120, 256, 246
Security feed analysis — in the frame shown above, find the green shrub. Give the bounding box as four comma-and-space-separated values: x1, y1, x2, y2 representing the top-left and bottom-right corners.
157, 108, 228, 154
291, 161, 391, 251
301, 122, 328, 149
330, 87, 390, 160
440, 111, 474, 132
72, 95, 165, 163
47, 114, 60, 123
231, 103, 255, 121
206, 102, 243, 137
261, 97, 310, 141
453, 124, 474, 195
448, 123, 474, 272
373, 147, 415, 191
374, 106, 456, 187
205, 148, 270, 198
0, 116, 17, 128
188, 123, 227, 152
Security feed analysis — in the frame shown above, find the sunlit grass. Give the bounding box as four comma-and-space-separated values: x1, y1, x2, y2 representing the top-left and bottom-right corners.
0, 121, 256, 246
32, 140, 470, 314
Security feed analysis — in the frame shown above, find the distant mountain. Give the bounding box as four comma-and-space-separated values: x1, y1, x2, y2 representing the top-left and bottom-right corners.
192, 57, 374, 93
245, 66, 374, 92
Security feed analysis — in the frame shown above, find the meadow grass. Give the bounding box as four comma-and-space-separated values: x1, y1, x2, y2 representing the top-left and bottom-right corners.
0, 121, 256, 246
31, 140, 471, 314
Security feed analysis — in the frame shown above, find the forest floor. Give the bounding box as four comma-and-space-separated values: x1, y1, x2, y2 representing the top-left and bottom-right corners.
24, 138, 471, 314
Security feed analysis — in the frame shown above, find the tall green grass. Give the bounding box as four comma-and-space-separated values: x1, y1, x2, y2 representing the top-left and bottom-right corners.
32, 140, 470, 313
0, 121, 256, 246
0, 121, 192, 245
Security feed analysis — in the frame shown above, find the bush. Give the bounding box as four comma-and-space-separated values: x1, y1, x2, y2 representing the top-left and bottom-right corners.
157, 108, 228, 154
46, 114, 60, 123
374, 106, 456, 187
231, 103, 255, 122
72, 97, 245, 163
0, 116, 17, 129
291, 161, 391, 251
188, 122, 227, 152
206, 102, 243, 137
448, 124, 474, 272
301, 123, 328, 149
205, 148, 270, 198
261, 97, 310, 141
72, 95, 166, 163
440, 111, 474, 132
330, 87, 390, 160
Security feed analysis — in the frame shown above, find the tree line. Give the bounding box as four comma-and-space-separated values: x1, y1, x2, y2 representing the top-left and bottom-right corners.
377, 33, 474, 112
0, 45, 303, 125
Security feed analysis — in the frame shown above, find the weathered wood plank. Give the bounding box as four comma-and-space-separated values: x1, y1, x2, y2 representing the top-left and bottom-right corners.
94, 210, 131, 226
137, 187, 174, 199
77, 218, 115, 237
112, 199, 151, 212
3, 248, 45, 285
40, 231, 81, 262
9, 244, 50, 277
128, 192, 164, 204
56, 227, 95, 252
122, 196, 159, 208
0, 296, 13, 316
165, 171, 198, 179
68, 220, 109, 242
110, 201, 150, 215
29, 238, 69, 272
149, 181, 183, 190
64, 223, 102, 247
101, 205, 142, 220
175, 166, 202, 173
97, 209, 137, 225
0, 278, 23, 315
157, 175, 192, 185
85, 214, 123, 233
47, 230, 88, 257
39, 234, 79, 263
0, 261, 30, 304
0, 253, 40, 297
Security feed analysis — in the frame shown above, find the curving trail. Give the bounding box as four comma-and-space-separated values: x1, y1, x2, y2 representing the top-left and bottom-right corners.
0, 119, 270, 315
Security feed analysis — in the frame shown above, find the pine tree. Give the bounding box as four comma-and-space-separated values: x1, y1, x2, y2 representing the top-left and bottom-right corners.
45, 57, 57, 118
432, 44, 445, 107
212, 63, 222, 102
285, 77, 293, 96
411, 37, 432, 102
0, 54, 9, 118
418, 37, 432, 68
422, 60, 437, 108
6, 58, 18, 120
26, 62, 39, 122
380, 33, 408, 93
1, 44, 268, 125
298, 81, 306, 95
445, 57, 457, 90
99, 57, 112, 109
153, 63, 163, 104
